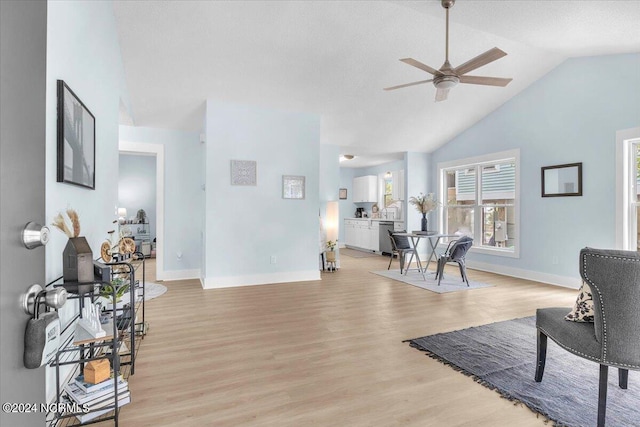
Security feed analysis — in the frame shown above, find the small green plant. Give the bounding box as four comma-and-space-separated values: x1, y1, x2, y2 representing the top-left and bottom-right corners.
101, 279, 130, 305
326, 240, 337, 251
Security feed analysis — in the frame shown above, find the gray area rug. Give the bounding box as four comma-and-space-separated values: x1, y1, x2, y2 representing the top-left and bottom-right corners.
341, 248, 379, 258
371, 269, 493, 293
407, 316, 640, 427
143, 282, 167, 301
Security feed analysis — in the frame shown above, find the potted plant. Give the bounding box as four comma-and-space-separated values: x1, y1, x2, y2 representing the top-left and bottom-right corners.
326, 240, 337, 262
100, 278, 130, 312
408, 193, 438, 232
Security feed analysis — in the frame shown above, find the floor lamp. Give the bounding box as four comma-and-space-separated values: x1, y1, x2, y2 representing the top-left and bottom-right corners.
325, 201, 339, 270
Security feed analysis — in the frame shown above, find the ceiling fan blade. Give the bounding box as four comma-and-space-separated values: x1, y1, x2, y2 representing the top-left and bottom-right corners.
454, 47, 507, 76
435, 88, 449, 102
400, 58, 442, 76
459, 75, 512, 87
384, 79, 433, 91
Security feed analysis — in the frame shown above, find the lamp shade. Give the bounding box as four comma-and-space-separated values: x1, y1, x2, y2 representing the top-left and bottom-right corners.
117, 208, 127, 217
326, 201, 339, 243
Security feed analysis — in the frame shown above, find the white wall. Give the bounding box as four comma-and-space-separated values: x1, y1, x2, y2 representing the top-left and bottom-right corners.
118, 153, 157, 239
405, 152, 431, 253
338, 167, 356, 244
319, 145, 341, 203
45, 0, 130, 402
119, 126, 203, 279
45, 0, 130, 281
204, 100, 321, 288
430, 53, 640, 286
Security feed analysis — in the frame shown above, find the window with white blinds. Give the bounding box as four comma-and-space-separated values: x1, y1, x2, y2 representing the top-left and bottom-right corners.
438, 150, 520, 257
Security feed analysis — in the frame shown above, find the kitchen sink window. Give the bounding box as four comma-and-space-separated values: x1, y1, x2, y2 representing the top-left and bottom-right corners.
438, 149, 520, 258
384, 172, 394, 207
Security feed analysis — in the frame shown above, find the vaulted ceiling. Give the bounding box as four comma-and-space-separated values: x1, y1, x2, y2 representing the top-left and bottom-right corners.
113, 1, 640, 167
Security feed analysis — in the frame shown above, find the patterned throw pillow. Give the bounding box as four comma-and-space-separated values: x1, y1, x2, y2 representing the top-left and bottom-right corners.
565, 281, 595, 322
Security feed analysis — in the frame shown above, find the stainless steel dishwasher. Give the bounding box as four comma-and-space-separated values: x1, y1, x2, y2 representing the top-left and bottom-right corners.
378, 221, 394, 256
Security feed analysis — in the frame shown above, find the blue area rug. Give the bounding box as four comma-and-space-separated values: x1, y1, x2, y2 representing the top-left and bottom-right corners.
407, 317, 640, 427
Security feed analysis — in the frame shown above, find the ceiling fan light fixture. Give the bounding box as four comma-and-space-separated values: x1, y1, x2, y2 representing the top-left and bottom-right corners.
384, 0, 511, 101
433, 75, 459, 89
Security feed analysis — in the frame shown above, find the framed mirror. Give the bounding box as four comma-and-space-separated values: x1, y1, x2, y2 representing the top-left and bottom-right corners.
541, 162, 582, 197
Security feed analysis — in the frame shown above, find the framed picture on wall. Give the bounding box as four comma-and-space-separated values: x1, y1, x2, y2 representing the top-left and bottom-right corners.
56, 80, 96, 189
339, 188, 347, 200
282, 175, 305, 199
541, 162, 583, 197
230, 160, 257, 185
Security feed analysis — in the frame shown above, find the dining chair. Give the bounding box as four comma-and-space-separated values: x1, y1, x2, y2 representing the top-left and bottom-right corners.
387, 230, 417, 274
535, 248, 640, 427
434, 236, 473, 286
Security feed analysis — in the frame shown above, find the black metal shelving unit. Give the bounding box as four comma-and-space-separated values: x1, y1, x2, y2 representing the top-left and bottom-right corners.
45, 253, 146, 427
105, 252, 146, 377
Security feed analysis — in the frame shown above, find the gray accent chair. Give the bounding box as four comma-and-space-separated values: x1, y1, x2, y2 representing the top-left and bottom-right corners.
535, 248, 640, 427
434, 236, 473, 286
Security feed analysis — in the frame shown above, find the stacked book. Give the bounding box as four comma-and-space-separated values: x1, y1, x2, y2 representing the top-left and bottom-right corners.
64, 374, 130, 423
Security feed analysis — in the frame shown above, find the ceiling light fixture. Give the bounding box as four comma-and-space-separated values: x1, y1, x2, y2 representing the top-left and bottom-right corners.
340, 154, 355, 162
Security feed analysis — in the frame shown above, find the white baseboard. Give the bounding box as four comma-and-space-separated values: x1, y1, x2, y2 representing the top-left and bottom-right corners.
160, 269, 201, 282
465, 260, 581, 289
202, 270, 321, 289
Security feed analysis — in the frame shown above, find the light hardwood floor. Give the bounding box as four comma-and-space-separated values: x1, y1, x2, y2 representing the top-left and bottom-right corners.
114, 255, 577, 426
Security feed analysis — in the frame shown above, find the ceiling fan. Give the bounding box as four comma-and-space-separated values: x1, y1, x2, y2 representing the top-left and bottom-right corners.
384, 0, 512, 102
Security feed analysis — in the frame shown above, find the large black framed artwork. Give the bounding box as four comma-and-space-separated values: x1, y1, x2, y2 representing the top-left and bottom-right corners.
57, 80, 95, 189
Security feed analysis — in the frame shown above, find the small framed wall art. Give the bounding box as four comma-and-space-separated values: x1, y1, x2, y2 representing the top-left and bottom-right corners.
282, 175, 305, 199
541, 162, 582, 197
57, 80, 96, 189
230, 160, 257, 185
339, 188, 347, 200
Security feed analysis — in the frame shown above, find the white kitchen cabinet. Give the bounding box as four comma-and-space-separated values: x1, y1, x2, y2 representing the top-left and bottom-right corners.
391, 170, 405, 201
355, 225, 367, 248
344, 219, 357, 247
352, 175, 377, 203
369, 222, 380, 251
344, 218, 380, 251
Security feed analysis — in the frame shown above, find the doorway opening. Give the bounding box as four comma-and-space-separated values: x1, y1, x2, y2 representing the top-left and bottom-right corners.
119, 140, 165, 280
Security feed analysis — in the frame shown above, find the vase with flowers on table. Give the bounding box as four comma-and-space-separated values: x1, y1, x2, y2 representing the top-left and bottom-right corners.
408, 193, 439, 232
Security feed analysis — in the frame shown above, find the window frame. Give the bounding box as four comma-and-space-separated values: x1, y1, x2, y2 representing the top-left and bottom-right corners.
629, 144, 640, 251
615, 128, 640, 250
437, 149, 520, 258
631, 142, 639, 250
383, 174, 393, 207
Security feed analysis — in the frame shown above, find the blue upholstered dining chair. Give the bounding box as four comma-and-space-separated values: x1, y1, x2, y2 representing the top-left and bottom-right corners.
535, 248, 640, 427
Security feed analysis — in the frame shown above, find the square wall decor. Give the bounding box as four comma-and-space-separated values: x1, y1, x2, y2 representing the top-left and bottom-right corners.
282, 175, 305, 199
230, 160, 257, 185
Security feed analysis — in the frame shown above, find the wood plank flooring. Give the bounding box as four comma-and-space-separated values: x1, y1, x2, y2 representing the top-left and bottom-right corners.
113, 255, 577, 426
